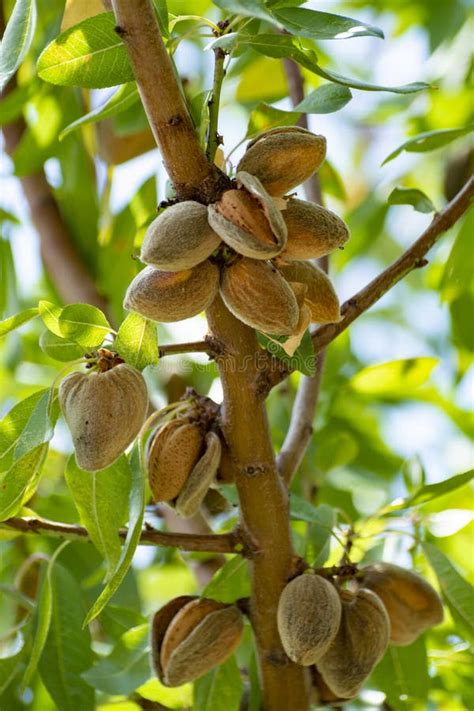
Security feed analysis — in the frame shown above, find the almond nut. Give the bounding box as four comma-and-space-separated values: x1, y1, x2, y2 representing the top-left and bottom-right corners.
220, 257, 299, 335
141, 201, 221, 271
175, 431, 222, 518
277, 573, 342, 665
317, 588, 390, 699
208, 172, 287, 259
59, 363, 148, 471
147, 419, 204, 502
359, 562, 444, 646
124, 261, 219, 322
237, 128, 326, 196
150, 597, 244, 687
278, 261, 341, 324
281, 199, 349, 260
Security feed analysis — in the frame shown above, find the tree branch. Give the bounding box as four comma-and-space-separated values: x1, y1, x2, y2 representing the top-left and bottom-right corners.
207, 47, 226, 163
266, 176, 474, 389
111, 0, 230, 203
1, 516, 241, 554
158, 340, 211, 357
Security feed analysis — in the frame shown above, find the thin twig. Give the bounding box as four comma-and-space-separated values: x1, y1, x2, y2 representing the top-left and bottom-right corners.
1, 516, 241, 554
266, 177, 474, 389
158, 340, 210, 357
207, 47, 226, 163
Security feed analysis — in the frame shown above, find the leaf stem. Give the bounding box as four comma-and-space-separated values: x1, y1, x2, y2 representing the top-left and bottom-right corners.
207, 47, 227, 163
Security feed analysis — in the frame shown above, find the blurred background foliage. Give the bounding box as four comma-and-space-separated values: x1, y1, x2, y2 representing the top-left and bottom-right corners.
0, 0, 473, 709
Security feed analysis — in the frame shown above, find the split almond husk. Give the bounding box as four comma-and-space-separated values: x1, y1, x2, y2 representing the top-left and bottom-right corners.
277, 573, 342, 665
208, 172, 287, 259
151, 597, 244, 687
281, 199, 350, 260
237, 127, 327, 197
124, 261, 219, 322
175, 431, 222, 518
59, 364, 148, 471
147, 419, 204, 502
359, 562, 444, 646
317, 588, 390, 699
278, 261, 341, 324
141, 201, 221, 271
220, 257, 299, 335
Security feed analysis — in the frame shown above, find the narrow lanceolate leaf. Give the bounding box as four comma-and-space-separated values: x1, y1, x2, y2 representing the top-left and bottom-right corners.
65, 456, 131, 579
37, 13, 134, 88
0, 307, 38, 338
273, 7, 384, 41
384, 470, 474, 514
58, 303, 111, 347
370, 637, 429, 705
114, 311, 158, 371
38, 564, 95, 711
84, 445, 145, 625
294, 84, 352, 114
0, 444, 48, 521
194, 656, 243, 711
423, 542, 474, 641
82, 624, 150, 695
59, 82, 139, 140
0, 0, 37, 90
382, 125, 474, 165
39, 330, 85, 362
212, 0, 277, 24
388, 187, 436, 214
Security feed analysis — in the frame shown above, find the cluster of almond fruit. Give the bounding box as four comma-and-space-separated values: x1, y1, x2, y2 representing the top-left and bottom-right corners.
278, 562, 444, 704
124, 126, 349, 340
146, 561, 443, 698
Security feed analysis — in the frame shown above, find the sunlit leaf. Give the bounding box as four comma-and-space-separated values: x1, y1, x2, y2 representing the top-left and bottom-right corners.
0, 444, 48, 521
114, 312, 158, 371
37, 13, 133, 88
0, 0, 37, 90
382, 125, 474, 165
58, 303, 111, 347
38, 300, 63, 336
40, 330, 85, 362
274, 7, 384, 40
388, 187, 436, 214
294, 84, 352, 113
60, 82, 139, 140
350, 358, 439, 397
440, 209, 474, 302
0, 307, 38, 338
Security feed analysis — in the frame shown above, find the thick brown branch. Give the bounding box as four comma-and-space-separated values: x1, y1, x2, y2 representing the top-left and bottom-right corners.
1, 516, 240, 554
267, 177, 474, 389
111, 0, 230, 203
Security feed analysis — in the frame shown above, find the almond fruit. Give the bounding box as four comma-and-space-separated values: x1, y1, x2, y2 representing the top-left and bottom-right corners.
220, 257, 299, 335
237, 127, 326, 196
150, 597, 244, 687
208, 172, 287, 259
278, 261, 341, 324
277, 573, 342, 665
59, 364, 148, 471
175, 431, 222, 518
281, 199, 349, 260
141, 201, 221, 271
359, 562, 444, 646
124, 261, 219, 322
317, 588, 390, 699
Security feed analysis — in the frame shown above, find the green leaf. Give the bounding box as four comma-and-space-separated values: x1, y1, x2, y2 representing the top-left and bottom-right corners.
246, 102, 300, 139
38, 563, 94, 711
314, 430, 359, 472
212, 0, 276, 24
305, 504, 336, 567
154, 0, 169, 39
289, 495, 333, 525
258, 330, 317, 377
0, 444, 48, 521
274, 7, 384, 41
423, 542, 474, 641
13, 387, 58, 460
388, 187, 436, 214
39, 330, 85, 362
0, 0, 37, 90
0, 389, 50, 471
0, 79, 37, 127
38, 300, 63, 336
37, 13, 133, 89
408, 470, 473, 508
202, 556, 250, 603
371, 637, 429, 706
440, 209, 474, 302
0, 307, 38, 338
213, 33, 429, 94
194, 656, 243, 711
350, 357, 439, 397
84, 445, 145, 625
114, 312, 158, 371
65, 455, 131, 579
382, 125, 474, 165
58, 303, 111, 347
59, 82, 139, 140
294, 83, 352, 114
82, 624, 150, 694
